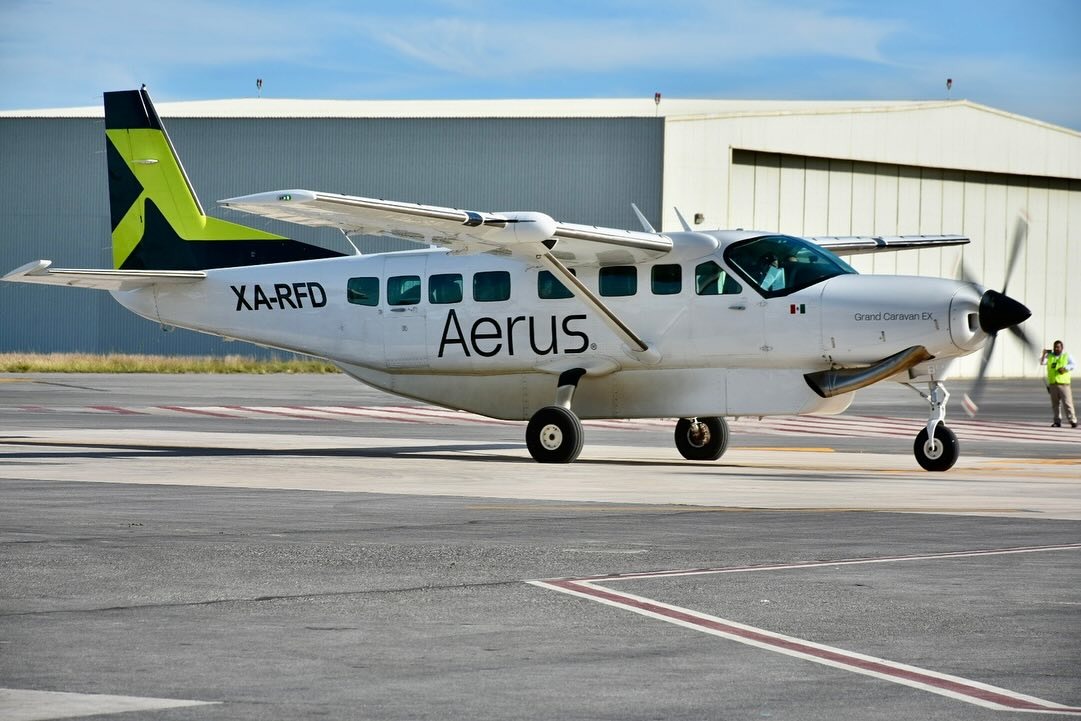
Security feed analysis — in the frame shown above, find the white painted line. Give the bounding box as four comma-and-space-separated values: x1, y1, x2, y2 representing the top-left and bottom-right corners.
571, 543, 1081, 583
0, 688, 217, 721
531, 543, 1081, 714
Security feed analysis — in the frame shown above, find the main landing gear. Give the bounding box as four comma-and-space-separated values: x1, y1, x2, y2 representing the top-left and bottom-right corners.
674, 417, 729, 461
524, 369, 731, 464
909, 381, 960, 472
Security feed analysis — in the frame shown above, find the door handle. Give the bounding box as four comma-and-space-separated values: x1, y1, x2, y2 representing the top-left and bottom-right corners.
728, 304, 746, 311
390, 307, 406, 313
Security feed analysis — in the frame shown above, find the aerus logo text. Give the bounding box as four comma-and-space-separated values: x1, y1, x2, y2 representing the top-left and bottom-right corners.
439, 309, 589, 358
232, 282, 327, 311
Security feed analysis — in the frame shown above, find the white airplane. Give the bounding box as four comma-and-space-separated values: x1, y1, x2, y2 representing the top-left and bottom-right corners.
3, 87, 1034, 470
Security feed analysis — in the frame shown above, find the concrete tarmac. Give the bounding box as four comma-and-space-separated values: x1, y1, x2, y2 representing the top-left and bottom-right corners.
1, 374, 1079, 720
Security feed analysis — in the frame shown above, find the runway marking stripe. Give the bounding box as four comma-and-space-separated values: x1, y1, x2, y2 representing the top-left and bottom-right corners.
530, 579, 1081, 713
531, 543, 1081, 714
87, 405, 147, 415
0, 687, 218, 720
222, 405, 336, 421
157, 405, 243, 418
564, 543, 1081, 583
291, 405, 428, 423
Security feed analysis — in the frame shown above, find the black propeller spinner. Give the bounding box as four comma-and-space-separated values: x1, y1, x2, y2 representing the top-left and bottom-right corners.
962, 215, 1036, 416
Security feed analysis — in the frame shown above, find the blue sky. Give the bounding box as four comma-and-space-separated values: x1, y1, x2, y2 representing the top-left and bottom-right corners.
2, 0, 1079, 130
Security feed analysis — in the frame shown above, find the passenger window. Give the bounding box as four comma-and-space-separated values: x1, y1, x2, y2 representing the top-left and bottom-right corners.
538, 269, 575, 299
429, 273, 463, 304
696, 261, 742, 296
473, 270, 511, 302
346, 277, 379, 306
387, 275, 421, 305
599, 266, 637, 297
651, 264, 681, 295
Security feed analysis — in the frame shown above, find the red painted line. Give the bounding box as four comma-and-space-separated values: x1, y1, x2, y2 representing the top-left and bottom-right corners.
88, 405, 147, 415
379, 405, 519, 426
532, 543, 1081, 713
542, 579, 1081, 713
157, 405, 243, 419
289, 406, 426, 424
223, 405, 333, 421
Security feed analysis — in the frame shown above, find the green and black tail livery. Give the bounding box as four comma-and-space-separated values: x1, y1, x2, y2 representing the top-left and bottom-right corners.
105, 87, 343, 270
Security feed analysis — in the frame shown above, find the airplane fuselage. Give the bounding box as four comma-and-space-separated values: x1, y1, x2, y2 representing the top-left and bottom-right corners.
113, 233, 977, 420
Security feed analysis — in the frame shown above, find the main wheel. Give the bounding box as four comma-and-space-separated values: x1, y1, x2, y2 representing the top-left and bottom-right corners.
526, 406, 584, 463
674, 417, 729, 461
913, 424, 959, 472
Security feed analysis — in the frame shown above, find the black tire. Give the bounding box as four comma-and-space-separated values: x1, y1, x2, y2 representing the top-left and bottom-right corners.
526, 406, 584, 463
674, 417, 728, 461
913, 424, 959, 472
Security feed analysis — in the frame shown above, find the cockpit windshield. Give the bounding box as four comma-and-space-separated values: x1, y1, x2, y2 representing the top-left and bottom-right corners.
724, 235, 856, 297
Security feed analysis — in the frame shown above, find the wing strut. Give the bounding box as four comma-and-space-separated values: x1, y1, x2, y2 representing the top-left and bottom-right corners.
536, 252, 660, 364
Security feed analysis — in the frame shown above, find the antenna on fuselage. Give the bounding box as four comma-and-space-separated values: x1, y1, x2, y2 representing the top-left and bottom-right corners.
631, 203, 655, 233
673, 208, 693, 231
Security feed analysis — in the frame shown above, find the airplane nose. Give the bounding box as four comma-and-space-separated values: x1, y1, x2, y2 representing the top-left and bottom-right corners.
978, 289, 1031, 335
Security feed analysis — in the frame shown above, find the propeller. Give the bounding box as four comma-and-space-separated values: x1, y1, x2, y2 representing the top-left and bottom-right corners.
961, 214, 1036, 416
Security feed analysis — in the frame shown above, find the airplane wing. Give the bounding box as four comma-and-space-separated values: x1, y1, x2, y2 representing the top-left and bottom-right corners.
809, 234, 968, 256
219, 190, 672, 266
2, 260, 206, 291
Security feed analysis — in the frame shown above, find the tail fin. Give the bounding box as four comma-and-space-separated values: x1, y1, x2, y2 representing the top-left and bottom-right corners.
104, 86, 343, 270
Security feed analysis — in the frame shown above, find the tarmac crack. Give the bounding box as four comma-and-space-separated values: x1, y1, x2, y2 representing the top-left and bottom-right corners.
0, 579, 524, 618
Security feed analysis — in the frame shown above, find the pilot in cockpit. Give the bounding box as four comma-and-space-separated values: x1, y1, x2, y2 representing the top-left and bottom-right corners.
759, 252, 785, 291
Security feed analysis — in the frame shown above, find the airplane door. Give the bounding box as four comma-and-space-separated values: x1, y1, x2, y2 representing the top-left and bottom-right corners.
382, 256, 429, 369
690, 258, 764, 363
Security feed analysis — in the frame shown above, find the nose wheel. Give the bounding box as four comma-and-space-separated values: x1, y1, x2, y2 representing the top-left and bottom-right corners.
913, 424, 959, 472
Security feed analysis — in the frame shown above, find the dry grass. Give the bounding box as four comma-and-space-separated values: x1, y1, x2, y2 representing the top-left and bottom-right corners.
0, 353, 340, 374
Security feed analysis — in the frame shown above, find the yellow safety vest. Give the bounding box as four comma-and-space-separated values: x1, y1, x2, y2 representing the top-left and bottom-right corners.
1047, 352, 1072, 385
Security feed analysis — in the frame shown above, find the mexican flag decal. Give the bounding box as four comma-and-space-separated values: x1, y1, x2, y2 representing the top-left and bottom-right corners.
789, 304, 806, 315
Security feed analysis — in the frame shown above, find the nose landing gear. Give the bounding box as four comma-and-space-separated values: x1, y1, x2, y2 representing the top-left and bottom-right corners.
909, 381, 960, 471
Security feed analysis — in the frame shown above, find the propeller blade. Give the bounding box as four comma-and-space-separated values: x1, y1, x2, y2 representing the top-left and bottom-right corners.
1001, 214, 1028, 296
1007, 323, 1038, 356
963, 335, 997, 417
958, 259, 979, 288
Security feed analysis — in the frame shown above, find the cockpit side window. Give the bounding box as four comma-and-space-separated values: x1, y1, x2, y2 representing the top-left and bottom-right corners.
724, 235, 856, 297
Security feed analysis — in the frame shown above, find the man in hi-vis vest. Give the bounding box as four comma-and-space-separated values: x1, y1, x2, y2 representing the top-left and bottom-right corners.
1041, 340, 1077, 428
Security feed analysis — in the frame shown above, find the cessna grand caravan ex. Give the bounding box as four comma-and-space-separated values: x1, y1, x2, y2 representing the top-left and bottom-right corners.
4, 87, 1034, 470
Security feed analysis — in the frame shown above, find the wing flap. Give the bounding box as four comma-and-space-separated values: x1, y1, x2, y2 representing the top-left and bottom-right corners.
810, 234, 969, 255
3, 260, 206, 290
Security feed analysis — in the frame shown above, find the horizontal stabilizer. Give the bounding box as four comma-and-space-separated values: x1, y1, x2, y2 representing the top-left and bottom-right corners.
2, 260, 206, 290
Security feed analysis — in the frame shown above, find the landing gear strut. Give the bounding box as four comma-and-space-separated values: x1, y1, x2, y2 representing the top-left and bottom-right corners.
674, 417, 729, 461
909, 381, 960, 472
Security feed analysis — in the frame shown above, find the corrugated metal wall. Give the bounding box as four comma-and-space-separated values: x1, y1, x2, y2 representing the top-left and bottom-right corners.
0, 116, 664, 356
729, 149, 1081, 379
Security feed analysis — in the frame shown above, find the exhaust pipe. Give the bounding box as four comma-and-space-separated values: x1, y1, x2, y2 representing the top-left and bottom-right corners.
805, 345, 934, 398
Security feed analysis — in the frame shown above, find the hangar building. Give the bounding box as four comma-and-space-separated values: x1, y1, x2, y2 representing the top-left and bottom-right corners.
2, 96, 1079, 380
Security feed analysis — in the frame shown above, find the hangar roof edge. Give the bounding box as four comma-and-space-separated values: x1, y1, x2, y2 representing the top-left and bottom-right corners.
1, 97, 1076, 136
